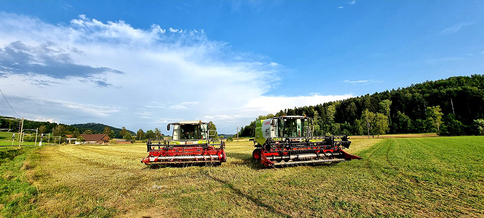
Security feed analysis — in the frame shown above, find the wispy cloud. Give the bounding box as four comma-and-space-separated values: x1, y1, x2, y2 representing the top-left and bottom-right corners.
425, 57, 464, 64
338, 6, 344, 9
137, 111, 152, 119
440, 22, 474, 35
343, 79, 383, 85
62, 4, 73, 10
349, 1, 356, 5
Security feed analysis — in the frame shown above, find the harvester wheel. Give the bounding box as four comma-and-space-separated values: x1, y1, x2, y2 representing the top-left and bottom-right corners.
252, 149, 261, 160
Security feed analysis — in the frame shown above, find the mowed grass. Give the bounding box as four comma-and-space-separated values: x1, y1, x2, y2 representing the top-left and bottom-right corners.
6, 136, 484, 217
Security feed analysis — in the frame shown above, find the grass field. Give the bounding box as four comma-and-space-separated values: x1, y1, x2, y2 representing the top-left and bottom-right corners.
0, 131, 39, 146
1, 136, 483, 217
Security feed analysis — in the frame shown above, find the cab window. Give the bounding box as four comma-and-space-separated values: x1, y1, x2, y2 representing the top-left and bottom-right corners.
180, 124, 201, 140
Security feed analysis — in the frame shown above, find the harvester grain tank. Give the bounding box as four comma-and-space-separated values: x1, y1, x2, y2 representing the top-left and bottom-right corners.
141, 121, 226, 166
252, 115, 361, 167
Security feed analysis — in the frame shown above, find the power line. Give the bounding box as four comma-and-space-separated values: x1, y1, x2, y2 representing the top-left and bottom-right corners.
0, 89, 21, 118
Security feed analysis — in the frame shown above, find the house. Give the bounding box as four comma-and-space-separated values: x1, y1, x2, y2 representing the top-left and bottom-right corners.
80, 134, 110, 144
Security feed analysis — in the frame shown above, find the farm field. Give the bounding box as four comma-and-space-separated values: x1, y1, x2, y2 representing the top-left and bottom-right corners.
1, 136, 484, 217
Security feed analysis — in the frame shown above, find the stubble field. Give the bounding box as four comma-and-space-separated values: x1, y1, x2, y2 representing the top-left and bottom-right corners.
2, 136, 483, 217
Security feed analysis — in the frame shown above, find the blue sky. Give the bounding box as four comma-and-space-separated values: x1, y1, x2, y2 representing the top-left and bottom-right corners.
0, 1, 483, 134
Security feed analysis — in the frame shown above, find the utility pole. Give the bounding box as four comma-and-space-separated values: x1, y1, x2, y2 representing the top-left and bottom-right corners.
35, 128, 38, 146
18, 118, 24, 148
366, 117, 370, 139
236, 127, 239, 142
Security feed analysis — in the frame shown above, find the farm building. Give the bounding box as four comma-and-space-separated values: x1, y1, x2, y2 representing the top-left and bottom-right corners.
81, 134, 110, 144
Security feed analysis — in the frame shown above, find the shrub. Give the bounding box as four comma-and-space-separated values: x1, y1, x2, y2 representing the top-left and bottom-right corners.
473, 119, 484, 135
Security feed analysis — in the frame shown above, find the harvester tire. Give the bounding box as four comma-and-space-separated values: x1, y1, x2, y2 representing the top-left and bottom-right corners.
252, 149, 261, 160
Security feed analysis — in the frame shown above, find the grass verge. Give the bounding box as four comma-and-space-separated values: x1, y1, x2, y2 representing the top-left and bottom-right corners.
0, 146, 40, 217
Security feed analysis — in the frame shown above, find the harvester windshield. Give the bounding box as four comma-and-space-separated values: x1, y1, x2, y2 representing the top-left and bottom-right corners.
169, 121, 208, 141
278, 117, 308, 138
180, 124, 201, 140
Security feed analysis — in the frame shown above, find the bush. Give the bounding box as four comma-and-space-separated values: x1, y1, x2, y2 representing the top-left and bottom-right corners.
473, 119, 484, 135
227, 137, 233, 142
439, 114, 467, 136
22, 135, 35, 142
77, 136, 85, 142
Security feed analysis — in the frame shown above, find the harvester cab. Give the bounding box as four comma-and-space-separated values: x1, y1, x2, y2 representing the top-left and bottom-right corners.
252, 116, 361, 167
141, 121, 226, 166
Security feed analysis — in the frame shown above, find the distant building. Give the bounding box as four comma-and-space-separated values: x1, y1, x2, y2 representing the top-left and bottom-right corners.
80, 134, 110, 144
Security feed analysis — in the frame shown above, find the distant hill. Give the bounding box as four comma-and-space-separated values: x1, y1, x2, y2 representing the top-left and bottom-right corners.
0, 117, 136, 139
71, 123, 135, 138
218, 134, 235, 138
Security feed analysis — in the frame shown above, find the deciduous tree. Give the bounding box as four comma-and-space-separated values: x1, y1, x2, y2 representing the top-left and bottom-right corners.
154, 128, 161, 140
39, 125, 46, 134
103, 126, 111, 135
208, 121, 218, 139
123, 133, 132, 141
120, 127, 128, 137
83, 130, 93, 134
426, 106, 443, 132
137, 129, 145, 140
145, 130, 155, 140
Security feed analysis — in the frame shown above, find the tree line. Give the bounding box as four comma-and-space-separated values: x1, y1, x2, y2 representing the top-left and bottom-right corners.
239, 75, 484, 137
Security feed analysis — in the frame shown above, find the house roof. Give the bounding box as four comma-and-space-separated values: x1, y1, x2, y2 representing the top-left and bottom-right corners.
81, 134, 110, 141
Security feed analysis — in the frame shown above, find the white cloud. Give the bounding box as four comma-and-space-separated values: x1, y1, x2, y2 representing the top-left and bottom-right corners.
440, 22, 474, 35
343, 79, 383, 85
0, 13, 352, 133
349, 1, 356, 5
338, 6, 344, 9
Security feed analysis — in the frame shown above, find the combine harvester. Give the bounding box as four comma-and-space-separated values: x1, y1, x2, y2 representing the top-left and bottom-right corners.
252, 116, 361, 167
141, 121, 226, 167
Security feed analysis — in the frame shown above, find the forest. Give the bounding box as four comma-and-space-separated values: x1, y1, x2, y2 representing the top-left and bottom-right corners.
239, 75, 484, 137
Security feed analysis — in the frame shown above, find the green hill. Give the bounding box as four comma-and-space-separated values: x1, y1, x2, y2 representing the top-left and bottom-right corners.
0, 117, 135, 139
71, 123, 135, 138
240, 74, 484, 137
